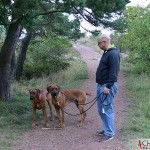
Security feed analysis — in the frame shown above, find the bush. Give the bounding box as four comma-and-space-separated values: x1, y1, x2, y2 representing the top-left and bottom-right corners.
112, 6, 150, 74
23, 35, 72, 79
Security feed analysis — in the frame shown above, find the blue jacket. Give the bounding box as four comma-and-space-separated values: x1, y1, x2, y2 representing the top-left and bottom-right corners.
96, 48, 120, 89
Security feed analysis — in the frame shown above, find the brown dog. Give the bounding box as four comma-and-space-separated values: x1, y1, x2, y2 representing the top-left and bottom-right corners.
47, 83, 91, 128
29, 88, 54, 128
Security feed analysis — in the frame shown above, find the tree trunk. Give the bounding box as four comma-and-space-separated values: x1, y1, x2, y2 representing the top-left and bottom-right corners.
0, 19, 22, 101
14, 31, 33, 81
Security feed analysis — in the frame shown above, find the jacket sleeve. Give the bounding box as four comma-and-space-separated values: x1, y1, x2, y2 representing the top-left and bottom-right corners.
106, 50, 120, 89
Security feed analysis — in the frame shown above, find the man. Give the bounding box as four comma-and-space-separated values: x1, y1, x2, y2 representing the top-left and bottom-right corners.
96, 34, 120, 142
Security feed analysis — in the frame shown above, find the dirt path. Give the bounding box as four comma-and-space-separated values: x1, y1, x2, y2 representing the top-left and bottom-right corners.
13, 44, 128, 150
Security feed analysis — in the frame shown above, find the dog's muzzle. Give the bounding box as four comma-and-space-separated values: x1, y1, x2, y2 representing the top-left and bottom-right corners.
30, 97, 34, 100
51, 92, 58, 97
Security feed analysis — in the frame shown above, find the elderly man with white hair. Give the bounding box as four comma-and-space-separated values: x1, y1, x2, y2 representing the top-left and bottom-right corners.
96, 34, 120, 142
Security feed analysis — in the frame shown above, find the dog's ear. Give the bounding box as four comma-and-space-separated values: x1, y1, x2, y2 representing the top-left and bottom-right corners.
29, 89, 32, 93
56, 85, 60, 91
35, 89, 40, 96
47, 85, 51, 93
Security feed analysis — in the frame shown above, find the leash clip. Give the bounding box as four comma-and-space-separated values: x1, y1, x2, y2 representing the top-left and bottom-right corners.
102, 107, 105, 114
57, 101, 60, 106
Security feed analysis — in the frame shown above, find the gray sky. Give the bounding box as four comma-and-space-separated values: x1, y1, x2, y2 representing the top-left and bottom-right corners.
80, 0, 150, 36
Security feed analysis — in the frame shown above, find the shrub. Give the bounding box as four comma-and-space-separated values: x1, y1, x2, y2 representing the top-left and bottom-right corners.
23, 35, 72, 79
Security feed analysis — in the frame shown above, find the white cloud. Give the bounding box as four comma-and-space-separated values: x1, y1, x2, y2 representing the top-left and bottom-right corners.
127, 0, 150, 7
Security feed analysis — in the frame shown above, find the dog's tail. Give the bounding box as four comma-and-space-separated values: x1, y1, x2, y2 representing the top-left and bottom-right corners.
85, 92, 92, 96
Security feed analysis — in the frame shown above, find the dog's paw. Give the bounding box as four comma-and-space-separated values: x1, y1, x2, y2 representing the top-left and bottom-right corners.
45, 123, 50, 128
61, 124, 65, 129
76, 122, 83, 127
32, 123, 36, 128
58, 123, 65, 129
54, 127, 63, 130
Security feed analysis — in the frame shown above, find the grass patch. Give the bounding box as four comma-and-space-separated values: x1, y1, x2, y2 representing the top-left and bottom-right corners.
0, 47, 88, 150
122, 70, 150, 149
125, 74, 150, 136
78, 36, 103, 54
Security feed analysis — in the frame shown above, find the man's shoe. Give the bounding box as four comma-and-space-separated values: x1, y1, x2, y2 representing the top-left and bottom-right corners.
96, 130, 104, 136
98, 135, 113, 142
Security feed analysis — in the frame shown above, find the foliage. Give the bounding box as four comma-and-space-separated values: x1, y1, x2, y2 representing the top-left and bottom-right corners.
0, 0, 84, 40
0, 0, 130, 32
23, 34, 72, 79
113, 5, 150, 73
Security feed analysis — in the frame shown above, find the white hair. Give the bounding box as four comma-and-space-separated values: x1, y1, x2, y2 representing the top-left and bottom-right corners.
98, 34, 111, 40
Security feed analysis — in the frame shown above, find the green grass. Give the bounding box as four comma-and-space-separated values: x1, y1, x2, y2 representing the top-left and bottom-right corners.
124, 73, 150, 135
122, 70, 150, 149
0, 48, 88, 150
121, 60, 150, 150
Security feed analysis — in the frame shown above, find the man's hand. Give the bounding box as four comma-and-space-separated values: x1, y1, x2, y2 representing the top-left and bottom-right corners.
103, 87, 110, 94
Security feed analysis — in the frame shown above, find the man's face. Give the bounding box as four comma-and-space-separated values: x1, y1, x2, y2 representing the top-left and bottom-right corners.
98, 37, 109, 50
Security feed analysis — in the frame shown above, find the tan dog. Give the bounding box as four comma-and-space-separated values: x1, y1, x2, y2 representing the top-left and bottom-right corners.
29, 89, 54, 128
47, 83, 91, 128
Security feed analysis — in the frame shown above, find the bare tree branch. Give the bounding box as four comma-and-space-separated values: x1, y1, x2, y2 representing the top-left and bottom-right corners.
73, 6, 95, 26
37, 10, 66, 16
83, 8, 95, 20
